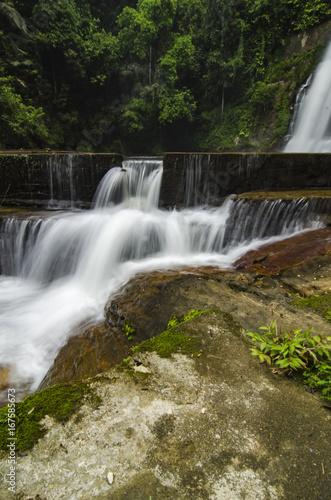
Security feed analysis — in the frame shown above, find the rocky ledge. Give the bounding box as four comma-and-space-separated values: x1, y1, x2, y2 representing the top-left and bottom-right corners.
0, 228, 331, 499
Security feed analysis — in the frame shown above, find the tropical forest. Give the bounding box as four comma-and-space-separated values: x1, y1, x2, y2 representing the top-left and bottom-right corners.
0, 0, 330, 154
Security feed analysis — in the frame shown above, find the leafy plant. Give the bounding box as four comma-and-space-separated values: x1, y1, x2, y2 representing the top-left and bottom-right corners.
246, 321, 331, 370
123, 321, 135, 340
246, 322, 331, 400
303, 360, 331, 401
119, 355, 132, 368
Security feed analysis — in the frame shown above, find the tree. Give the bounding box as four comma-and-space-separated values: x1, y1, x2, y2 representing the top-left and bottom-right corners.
0, 74, 49, 148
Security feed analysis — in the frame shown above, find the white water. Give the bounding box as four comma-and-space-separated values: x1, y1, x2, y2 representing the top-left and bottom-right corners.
285, 42, 331, 152
0, 159, 323, 398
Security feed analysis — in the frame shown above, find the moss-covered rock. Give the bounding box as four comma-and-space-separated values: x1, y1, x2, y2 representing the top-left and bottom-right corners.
291, 292, 331, 322
0, 381, 97, 452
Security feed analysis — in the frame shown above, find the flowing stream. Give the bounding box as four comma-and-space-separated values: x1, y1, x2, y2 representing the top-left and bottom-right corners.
285, 41, 331, 152
0, 159, 324, 398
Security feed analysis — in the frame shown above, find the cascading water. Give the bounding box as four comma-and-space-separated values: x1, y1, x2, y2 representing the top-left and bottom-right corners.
48, 154, 78, 209
0, 158, 324, 400
284, 41, 331, 152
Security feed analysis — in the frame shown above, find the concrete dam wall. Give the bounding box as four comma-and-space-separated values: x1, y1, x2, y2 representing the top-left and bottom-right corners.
160, 153, 331, 207
0, 153, 122, 208
0, 152, 330, 208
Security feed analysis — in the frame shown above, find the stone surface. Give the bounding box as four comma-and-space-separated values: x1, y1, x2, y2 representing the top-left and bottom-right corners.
236, 189, 331, 201
235, 227, 331, 275
1, 309, 330, 499
38, 323, 131, 390
285, 19, 331, 57
1, 152, 331, 209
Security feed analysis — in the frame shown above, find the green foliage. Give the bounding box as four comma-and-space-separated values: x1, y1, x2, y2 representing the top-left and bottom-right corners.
0, 0, 330, 152
0, 75, 49, 147
123, 321, 135, 340
246, 321, 331, 400
303, 360, 331, 400
0, 382, 93, 451
246, 321, 331, 369
158, 87, 196, 124
158, 35, 195, 85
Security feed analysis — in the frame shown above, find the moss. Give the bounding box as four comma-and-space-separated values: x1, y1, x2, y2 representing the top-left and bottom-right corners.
0, 381, 96, 452
222, 312, 243, 337
132, 328, 200, 358
131, 308, 243, 357
131, 309, 207, 358
291, 292, 331, 322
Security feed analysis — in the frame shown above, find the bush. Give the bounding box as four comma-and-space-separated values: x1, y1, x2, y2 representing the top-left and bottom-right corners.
246, 321, 331, 400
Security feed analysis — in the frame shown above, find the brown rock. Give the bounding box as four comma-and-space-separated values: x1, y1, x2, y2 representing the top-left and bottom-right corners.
0, 366, 10, 390
39, 323, 131, 390
235, 227, 331, 274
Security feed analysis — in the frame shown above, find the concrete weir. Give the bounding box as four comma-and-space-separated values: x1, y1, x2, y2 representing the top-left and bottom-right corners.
0, 152, 122, 208
160, 152, 331, 207
0, 151, 331, 208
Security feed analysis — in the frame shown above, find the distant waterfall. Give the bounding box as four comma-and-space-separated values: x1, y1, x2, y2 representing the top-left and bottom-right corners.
284, 42, 331, 152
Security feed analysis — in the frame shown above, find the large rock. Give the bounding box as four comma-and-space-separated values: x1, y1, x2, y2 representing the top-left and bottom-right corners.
2, 309, 330, 499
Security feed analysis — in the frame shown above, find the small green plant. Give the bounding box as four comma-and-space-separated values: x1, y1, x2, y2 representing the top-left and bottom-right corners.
119, 356, 132, 369
246, 322, 331, 400
123, 321, 135, 340
246, 321, 331, 371
303, 360, 331, 401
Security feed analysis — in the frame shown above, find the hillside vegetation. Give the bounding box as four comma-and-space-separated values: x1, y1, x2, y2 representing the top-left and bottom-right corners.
0, 0, 330, 153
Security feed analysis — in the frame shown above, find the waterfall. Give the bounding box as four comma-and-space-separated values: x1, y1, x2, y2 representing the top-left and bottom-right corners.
48, 154, 79, 209
0, 158, 324, 399
284, 42, 331, 152
93, 158, 163, 210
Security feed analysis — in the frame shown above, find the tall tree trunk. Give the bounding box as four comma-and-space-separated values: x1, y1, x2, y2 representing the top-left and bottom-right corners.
149, 45, 152, 86
52, 53, 57, 96
221, 86, 225, 114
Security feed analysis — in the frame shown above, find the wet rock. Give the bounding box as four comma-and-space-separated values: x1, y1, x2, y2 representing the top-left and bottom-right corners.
235, 227, 331, 274
0, 366, 10, 390
39, 323, 131, 389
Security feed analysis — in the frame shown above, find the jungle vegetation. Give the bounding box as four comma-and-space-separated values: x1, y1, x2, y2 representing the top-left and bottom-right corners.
0, 0, 330, 153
